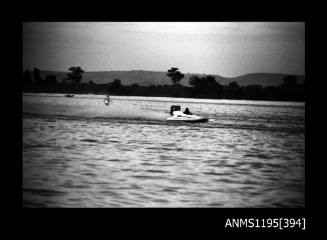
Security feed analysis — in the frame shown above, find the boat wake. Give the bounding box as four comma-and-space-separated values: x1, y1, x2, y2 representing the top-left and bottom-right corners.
23, 101, 167, 121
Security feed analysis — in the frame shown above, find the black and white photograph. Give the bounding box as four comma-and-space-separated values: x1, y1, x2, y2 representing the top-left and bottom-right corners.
22, 22, 305, 208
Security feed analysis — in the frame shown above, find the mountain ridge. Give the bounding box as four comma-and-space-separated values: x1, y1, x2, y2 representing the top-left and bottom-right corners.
39, 70, 305, 87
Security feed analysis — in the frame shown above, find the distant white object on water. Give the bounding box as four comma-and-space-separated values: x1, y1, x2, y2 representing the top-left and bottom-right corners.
166, 105, 208, 123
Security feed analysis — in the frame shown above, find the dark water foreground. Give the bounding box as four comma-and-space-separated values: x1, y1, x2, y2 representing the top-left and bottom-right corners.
23, 94, 305, 207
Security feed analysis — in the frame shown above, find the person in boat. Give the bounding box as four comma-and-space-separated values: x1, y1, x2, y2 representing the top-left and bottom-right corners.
183, 108, 192, 115
170, 105, 181, 115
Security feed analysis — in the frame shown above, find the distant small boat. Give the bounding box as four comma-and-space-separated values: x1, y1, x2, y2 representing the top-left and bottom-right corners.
64, 94, 74, 98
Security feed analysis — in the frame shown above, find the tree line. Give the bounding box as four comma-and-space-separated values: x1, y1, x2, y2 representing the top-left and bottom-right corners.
23, 66, 304, 101
23, 66, 85, 85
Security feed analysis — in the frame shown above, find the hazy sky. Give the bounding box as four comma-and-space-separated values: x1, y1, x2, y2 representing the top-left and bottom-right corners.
23, 22, 305, 77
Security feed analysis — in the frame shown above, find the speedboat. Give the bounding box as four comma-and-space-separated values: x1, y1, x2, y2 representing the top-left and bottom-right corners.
64, 94, 74, 98
166, 105, 209, 123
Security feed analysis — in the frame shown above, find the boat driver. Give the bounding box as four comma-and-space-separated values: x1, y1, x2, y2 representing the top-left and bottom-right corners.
183, 108, 192, 115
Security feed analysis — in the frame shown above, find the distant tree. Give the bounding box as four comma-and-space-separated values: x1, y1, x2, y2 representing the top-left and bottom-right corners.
167, 67, 184, 86
189, 75, 201, 87
263, 86, 280, 100
282, 75, 297, 88
244, 85, 263, 99
189, 75, 219, 88
33, 67, 42, 84
203, 76, 218, 88
110, 79, 122, 90
65, 66, 85, 84
23, 69, 32, 85
44, 74, 57, 84
228, 81, 240, 89
189, 75, 222, 98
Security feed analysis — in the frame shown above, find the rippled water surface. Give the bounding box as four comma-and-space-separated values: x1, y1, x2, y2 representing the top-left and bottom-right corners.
23, 94, 305, 207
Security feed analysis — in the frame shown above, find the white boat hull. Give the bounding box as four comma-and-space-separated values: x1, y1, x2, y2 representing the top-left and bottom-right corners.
166, 111, 208, 123
166, 117, 209, 123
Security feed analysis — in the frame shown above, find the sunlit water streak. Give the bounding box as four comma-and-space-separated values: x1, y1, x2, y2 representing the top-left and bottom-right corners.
23, 94, 305, 207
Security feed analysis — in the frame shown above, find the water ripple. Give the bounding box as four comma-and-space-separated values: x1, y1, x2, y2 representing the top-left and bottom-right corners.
23, 94, 305, 207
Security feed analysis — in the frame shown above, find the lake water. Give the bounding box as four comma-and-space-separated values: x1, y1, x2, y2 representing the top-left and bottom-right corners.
23, 93, 305, 207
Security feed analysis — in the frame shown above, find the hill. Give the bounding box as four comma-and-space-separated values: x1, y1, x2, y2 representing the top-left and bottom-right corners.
40, 70, 305, 87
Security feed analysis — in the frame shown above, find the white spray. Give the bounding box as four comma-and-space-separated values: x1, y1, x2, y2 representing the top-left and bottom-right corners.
23, 96, 167, 121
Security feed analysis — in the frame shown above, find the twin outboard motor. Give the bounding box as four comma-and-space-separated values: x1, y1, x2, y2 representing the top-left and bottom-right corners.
170, 105, 181, 116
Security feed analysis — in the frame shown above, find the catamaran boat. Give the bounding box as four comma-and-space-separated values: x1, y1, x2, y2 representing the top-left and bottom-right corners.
166, 105, 209, 123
